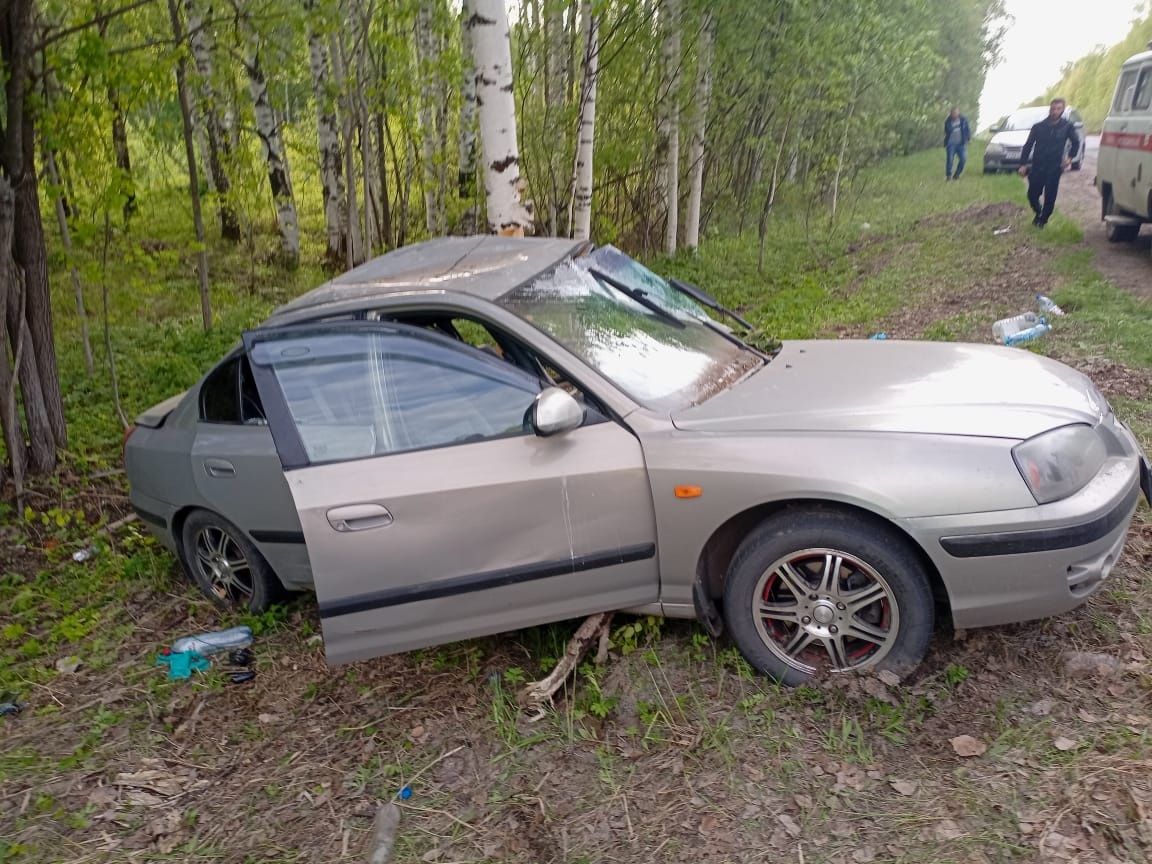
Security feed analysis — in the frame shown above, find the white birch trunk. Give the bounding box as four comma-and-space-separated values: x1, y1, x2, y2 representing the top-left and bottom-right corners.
306, 12, 347, 264
467, 0, 533, 235
417, 0, 442, 234
572, 1, 597, 242
544, 0, 565, 235
184, 0, 238, 240
458, 7, 478, 199
245, 33, 300, 267
659, 0, 681, 255
684, 9, 713, 251
330, 32, 363, 267
353, 3, 380, 251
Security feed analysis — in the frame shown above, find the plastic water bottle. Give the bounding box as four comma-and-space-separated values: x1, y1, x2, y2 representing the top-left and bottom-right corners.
1004, 321, 1051, 347
992, 312, 1040, 344
170, 625, 253, 656
1036, 295, 1066, 316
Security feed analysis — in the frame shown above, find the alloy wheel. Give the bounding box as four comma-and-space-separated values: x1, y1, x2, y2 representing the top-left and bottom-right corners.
752, 547, 899, 674
193, 526, 254, 606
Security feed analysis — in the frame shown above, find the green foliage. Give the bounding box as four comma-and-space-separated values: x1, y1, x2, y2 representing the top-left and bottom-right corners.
1041, 7, 1152, 129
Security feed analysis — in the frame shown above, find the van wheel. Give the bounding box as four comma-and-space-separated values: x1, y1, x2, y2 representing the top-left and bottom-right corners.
1104, 192, 1139, 243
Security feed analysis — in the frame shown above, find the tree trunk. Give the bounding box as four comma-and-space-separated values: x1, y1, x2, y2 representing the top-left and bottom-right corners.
416, 0, 442, 235
467, 0, 533, 235
374, 114, 392, 248
185, 0, 240, 242
758, 116, 791, 273
45, 149, 94, 374
245, 32, 300, 268
659, 0, 681, 255
330, 32, 363, 267
0, 179, 26, 496
110, 94, 135, 221
571, 0, 597, 242
167, 0, 213, 330
458, 7, 478, 200
306, 6, 348, 267
683, 8, 713, 252
544, 0, 565, 235
830, 79, 859, 227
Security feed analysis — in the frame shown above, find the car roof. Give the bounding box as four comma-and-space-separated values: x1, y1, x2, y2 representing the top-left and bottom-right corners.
262, 235, 587, 327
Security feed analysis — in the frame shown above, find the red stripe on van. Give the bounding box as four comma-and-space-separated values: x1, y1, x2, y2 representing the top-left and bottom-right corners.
1101, 131, 1152, 151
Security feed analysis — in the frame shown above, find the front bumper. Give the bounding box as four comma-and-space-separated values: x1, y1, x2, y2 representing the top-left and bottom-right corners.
984, 154, 1022, 172
903, 426, 1146, 630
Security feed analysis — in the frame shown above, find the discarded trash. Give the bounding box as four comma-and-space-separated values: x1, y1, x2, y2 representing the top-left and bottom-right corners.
1036, 294, 1066, 316
155, 649, 211, 680
398, 786, 412, 800
55, 655, 82, 674
228, 648, 253, 666
228, 670, 256, 684
1004, 321, 1051, 347
170, 625, 253, 656
0, 701, 22, 718
366, 802, 401, 864
869, 333, 888, 340
992, 311, 1041, 344
993, 226, 1011, 236
72, 546, 97, 563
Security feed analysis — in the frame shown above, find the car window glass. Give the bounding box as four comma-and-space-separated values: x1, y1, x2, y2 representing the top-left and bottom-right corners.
251, 329, 543, 463
1133, 68, 1152, 111
200, 355, 241, 423
1114, 70, 1138, 113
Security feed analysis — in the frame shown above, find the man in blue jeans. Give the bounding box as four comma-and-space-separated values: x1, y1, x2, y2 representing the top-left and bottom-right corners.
944, 106, 971, 181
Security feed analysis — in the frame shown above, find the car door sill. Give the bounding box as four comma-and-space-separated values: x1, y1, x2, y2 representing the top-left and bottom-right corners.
318, 543, 657, 619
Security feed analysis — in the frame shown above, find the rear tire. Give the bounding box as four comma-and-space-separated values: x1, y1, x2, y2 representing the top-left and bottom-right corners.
722, 508, 934, 687
181, 509, 283, 614
1104, 192, 1140, 243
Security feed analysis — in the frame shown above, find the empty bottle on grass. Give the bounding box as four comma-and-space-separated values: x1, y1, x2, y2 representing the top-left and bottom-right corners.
170, 625, 253, 656
1036, 295, 1066, 316
1003, 321, 1051, 346
992, 311, 1040, 344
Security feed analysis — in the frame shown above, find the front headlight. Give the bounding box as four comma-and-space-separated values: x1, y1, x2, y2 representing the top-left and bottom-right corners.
1012, 424, 1107, 504
986, 143, 1005, 156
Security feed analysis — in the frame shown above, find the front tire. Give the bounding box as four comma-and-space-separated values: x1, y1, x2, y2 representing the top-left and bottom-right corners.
1104, 191, 1140, 243
181, 510, 282, 613
723, 509, 934, 686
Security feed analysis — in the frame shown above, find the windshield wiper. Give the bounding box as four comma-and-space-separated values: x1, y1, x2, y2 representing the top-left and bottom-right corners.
588, 268, 685, 328
667, 276, 754, 331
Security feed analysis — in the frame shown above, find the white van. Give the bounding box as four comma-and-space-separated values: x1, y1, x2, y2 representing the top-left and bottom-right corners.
1097, 43, 1152, 242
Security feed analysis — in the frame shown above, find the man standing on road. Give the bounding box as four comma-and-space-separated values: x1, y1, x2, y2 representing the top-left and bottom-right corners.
1018, 98, 1080, 227
944, 106, 971, 181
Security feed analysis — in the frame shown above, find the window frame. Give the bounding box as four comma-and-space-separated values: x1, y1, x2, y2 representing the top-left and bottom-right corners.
1113, 69, 1139, 114
243, 321, 581, 470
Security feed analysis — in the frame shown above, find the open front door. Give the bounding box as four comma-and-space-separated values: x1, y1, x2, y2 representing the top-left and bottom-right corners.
244, 322, 659, 664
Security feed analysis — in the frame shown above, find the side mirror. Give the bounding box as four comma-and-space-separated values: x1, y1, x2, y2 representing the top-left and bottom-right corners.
529, 387, 583, 437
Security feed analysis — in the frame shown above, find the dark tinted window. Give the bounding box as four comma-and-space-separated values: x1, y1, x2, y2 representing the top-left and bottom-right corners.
200, 355, 241, 423
251, 328, 543, 463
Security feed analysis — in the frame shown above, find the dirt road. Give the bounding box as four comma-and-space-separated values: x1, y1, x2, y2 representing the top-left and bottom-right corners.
1046, 134, 1152, 297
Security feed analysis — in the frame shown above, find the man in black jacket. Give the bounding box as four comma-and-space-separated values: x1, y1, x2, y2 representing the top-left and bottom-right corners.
1018, 98, 1080, 228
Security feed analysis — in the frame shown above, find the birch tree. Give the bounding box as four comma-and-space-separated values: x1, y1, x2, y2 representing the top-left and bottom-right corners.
468, 0, 533, 235
458, 7, 478, 199
683, 7, 712, 251
330, 31, 363, 266
305, 0, 349, 266
658, 0, 681, 255
571, 0, 598, 241
416, 0, 444, 235
185, 0, 241, 241
241, 24, 300, 267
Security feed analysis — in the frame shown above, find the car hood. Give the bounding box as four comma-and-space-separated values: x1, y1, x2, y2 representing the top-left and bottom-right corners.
672, 340, 1103, 440
990, 130, 1031, 148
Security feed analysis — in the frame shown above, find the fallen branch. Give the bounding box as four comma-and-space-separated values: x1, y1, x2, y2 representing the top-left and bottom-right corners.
518, 611, 613, 718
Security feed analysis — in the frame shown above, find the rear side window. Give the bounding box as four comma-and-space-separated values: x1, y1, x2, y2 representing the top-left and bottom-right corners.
1114, 69, 1139, 113
1132, 68, 1152, 112
200, 354, 266, 424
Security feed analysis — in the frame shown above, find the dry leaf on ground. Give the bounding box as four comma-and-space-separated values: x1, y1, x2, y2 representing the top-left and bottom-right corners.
950, 735, 987, 757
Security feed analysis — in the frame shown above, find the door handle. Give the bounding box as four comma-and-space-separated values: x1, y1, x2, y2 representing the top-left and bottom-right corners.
327, 504, 394, 532
204, 458, 236, 478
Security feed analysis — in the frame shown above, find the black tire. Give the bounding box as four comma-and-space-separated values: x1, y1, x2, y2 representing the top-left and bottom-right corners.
1104, 191, 1140, 243
1070, 160, 1082, 172
181, 509, 283, 613
722, 508, 934, 687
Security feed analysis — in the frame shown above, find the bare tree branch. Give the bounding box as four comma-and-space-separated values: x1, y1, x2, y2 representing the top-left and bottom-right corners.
36, 0, 157, 51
